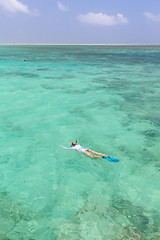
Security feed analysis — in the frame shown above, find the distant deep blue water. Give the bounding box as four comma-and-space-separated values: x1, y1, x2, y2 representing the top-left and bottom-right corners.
0, 45, 160, 240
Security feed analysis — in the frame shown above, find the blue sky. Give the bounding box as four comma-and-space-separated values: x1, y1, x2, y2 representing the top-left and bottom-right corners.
0, 0, 160, 44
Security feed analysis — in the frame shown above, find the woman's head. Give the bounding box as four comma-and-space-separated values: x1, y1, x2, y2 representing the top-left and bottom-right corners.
71, 142, 77, 146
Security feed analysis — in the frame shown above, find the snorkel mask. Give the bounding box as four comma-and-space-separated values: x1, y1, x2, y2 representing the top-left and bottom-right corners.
71, 139, 77, 147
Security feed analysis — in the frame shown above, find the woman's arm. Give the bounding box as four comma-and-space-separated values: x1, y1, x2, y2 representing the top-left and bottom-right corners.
60, 145, 75, 150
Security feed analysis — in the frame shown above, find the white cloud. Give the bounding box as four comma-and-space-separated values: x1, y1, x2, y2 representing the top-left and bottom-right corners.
78, 12, 128, 26
57, 1, 68, 11
0, 0, 38, 15
144, 12, 160, 22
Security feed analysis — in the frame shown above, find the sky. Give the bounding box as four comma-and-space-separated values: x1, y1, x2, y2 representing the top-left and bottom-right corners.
0, 0, 160, 44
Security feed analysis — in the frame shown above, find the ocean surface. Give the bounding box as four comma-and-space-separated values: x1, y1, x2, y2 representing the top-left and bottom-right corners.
0, 45, 160, 240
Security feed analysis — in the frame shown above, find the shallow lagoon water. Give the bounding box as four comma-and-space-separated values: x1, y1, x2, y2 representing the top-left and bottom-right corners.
0, 45, 160, 239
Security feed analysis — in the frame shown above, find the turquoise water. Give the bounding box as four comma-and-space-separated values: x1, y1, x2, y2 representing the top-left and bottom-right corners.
0, 45, 160, 240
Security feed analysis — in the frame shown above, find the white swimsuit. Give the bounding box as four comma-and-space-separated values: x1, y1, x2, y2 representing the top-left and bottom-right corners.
62, 144, 88, 153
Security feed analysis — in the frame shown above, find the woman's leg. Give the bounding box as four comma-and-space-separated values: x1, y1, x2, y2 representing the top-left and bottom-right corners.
84, 151, 102, 159
88, 149, 109, 157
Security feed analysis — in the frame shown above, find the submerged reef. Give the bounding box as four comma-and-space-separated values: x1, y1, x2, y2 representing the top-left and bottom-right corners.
56, 196, 160, 240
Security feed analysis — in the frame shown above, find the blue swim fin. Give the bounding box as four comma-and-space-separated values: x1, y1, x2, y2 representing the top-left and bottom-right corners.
102, 156, 119, 163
